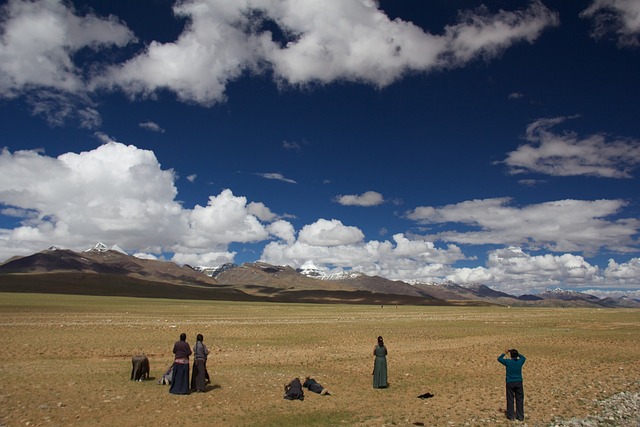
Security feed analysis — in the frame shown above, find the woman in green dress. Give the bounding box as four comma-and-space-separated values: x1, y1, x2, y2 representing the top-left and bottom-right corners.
372, 335, 388, 388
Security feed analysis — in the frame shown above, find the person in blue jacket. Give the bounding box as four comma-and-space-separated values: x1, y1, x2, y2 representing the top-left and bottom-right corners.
498, 349, 526, 421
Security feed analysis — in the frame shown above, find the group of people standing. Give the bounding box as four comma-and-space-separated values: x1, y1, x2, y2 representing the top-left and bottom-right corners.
168, 333, 526, 422
169, 332, 210, 395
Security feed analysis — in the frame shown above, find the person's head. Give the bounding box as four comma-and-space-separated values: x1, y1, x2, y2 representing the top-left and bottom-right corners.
197, 333, 203, 342
180, 332, 186, 341
377, 336, 384, 346
509, 349, 519, 359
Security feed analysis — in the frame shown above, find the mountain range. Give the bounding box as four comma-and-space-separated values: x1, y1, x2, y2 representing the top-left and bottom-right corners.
1, 244, 638, 308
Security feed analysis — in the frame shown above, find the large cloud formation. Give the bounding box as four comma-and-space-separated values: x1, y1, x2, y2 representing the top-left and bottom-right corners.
99, 0, 558, 103
406, 197, 639, 254
0, 0, 135, 125
0, 141, 280, 265
1, 0, 559, 113
0, 140, 639, 296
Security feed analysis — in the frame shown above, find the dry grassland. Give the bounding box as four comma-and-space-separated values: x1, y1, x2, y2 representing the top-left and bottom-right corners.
0, 293, 639, 427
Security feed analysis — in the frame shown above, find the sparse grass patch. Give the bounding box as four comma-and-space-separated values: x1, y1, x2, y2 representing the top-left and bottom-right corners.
1, 293, 639, 426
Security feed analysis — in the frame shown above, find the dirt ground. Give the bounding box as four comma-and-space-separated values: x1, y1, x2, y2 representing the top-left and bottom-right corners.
0, 293, 639, 427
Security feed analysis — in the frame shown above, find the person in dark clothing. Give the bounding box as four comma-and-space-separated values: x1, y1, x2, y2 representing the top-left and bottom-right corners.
169, 333, 192, 395
303, 376, 331, 395
498, 349, 526, 421
190, 333, 210, 392
130, 354, 150, 381
283, 377, 304, 400
373, 336, 388, 388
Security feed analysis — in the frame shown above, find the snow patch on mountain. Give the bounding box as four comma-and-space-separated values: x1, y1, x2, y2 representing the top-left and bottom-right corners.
195, 263, 237, 277
546, 287, 581, 296
297, 261, 364, 280
85, 242, 127, 254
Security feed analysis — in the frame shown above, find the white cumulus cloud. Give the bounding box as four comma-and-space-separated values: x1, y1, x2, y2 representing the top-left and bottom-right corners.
95, 0, 558, 105
139, 121, 166, 133
501, 116, 640, 178
406, 197, 640, 254
604, 257, 640, 283
335, 191, 384, 206
298, 219, 364, 247
444, 248, 640, 295
267, 220, 296, 245
261, 228, 465, 282
0, 142, 289, 264
0, 0, 560, 115
445, 247, 605, 295
0, 142, 182, 257
0, 0, 135, 123
185, 189, 270, 246
171, 251, 236, 267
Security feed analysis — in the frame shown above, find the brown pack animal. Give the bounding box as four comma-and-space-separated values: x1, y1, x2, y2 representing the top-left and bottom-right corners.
131, 355, 150, 381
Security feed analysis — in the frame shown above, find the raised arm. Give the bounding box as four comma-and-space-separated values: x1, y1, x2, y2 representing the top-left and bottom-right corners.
498, 353, 507, 365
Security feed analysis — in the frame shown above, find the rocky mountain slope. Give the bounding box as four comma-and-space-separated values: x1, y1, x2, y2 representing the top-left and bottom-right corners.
1, 245, 638, 307
0, 246, 445, 305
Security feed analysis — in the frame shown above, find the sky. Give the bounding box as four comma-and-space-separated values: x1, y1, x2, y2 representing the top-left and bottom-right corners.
1, 0, 639, 297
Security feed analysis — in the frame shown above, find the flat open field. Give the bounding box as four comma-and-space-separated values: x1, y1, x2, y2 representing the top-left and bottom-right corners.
0, 293, 638, 427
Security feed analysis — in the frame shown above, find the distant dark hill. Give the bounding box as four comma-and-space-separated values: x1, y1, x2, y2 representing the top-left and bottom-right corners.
465, 283, 515, 299
215, 262, 437, 299
0, 248, 457, 305
0, 249, 116, 274
518, 294, 543, 301
538, 288, 601, 302
0, 272, 452, 306
0, 247, 222, 287
0, 272, 255, 301
598, 296, 640, 308
411, 282, 518, 303
2, 247, 635, 307
214, 262, 350, 291
334, 274, 432, 298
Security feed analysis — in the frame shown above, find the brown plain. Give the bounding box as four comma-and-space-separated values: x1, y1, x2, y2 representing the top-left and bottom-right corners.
1, 293, 638, 426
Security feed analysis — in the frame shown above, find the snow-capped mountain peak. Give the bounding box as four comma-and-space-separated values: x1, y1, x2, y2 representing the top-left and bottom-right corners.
84, 242, 127, 255
297, 261, 326, 278
547, 287, 580, 296
296, 261, 366, 280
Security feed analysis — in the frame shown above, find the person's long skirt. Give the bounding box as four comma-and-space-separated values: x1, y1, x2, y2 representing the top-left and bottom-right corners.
190, 359, 206, 392
169, 362, 190, 394
373, 356, 388, 388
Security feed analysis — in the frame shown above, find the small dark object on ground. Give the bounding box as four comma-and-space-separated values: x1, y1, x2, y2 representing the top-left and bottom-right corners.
417, 392, 434, 399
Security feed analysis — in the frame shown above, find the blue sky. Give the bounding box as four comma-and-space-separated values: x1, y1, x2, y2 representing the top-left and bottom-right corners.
1, 0, 639, 296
